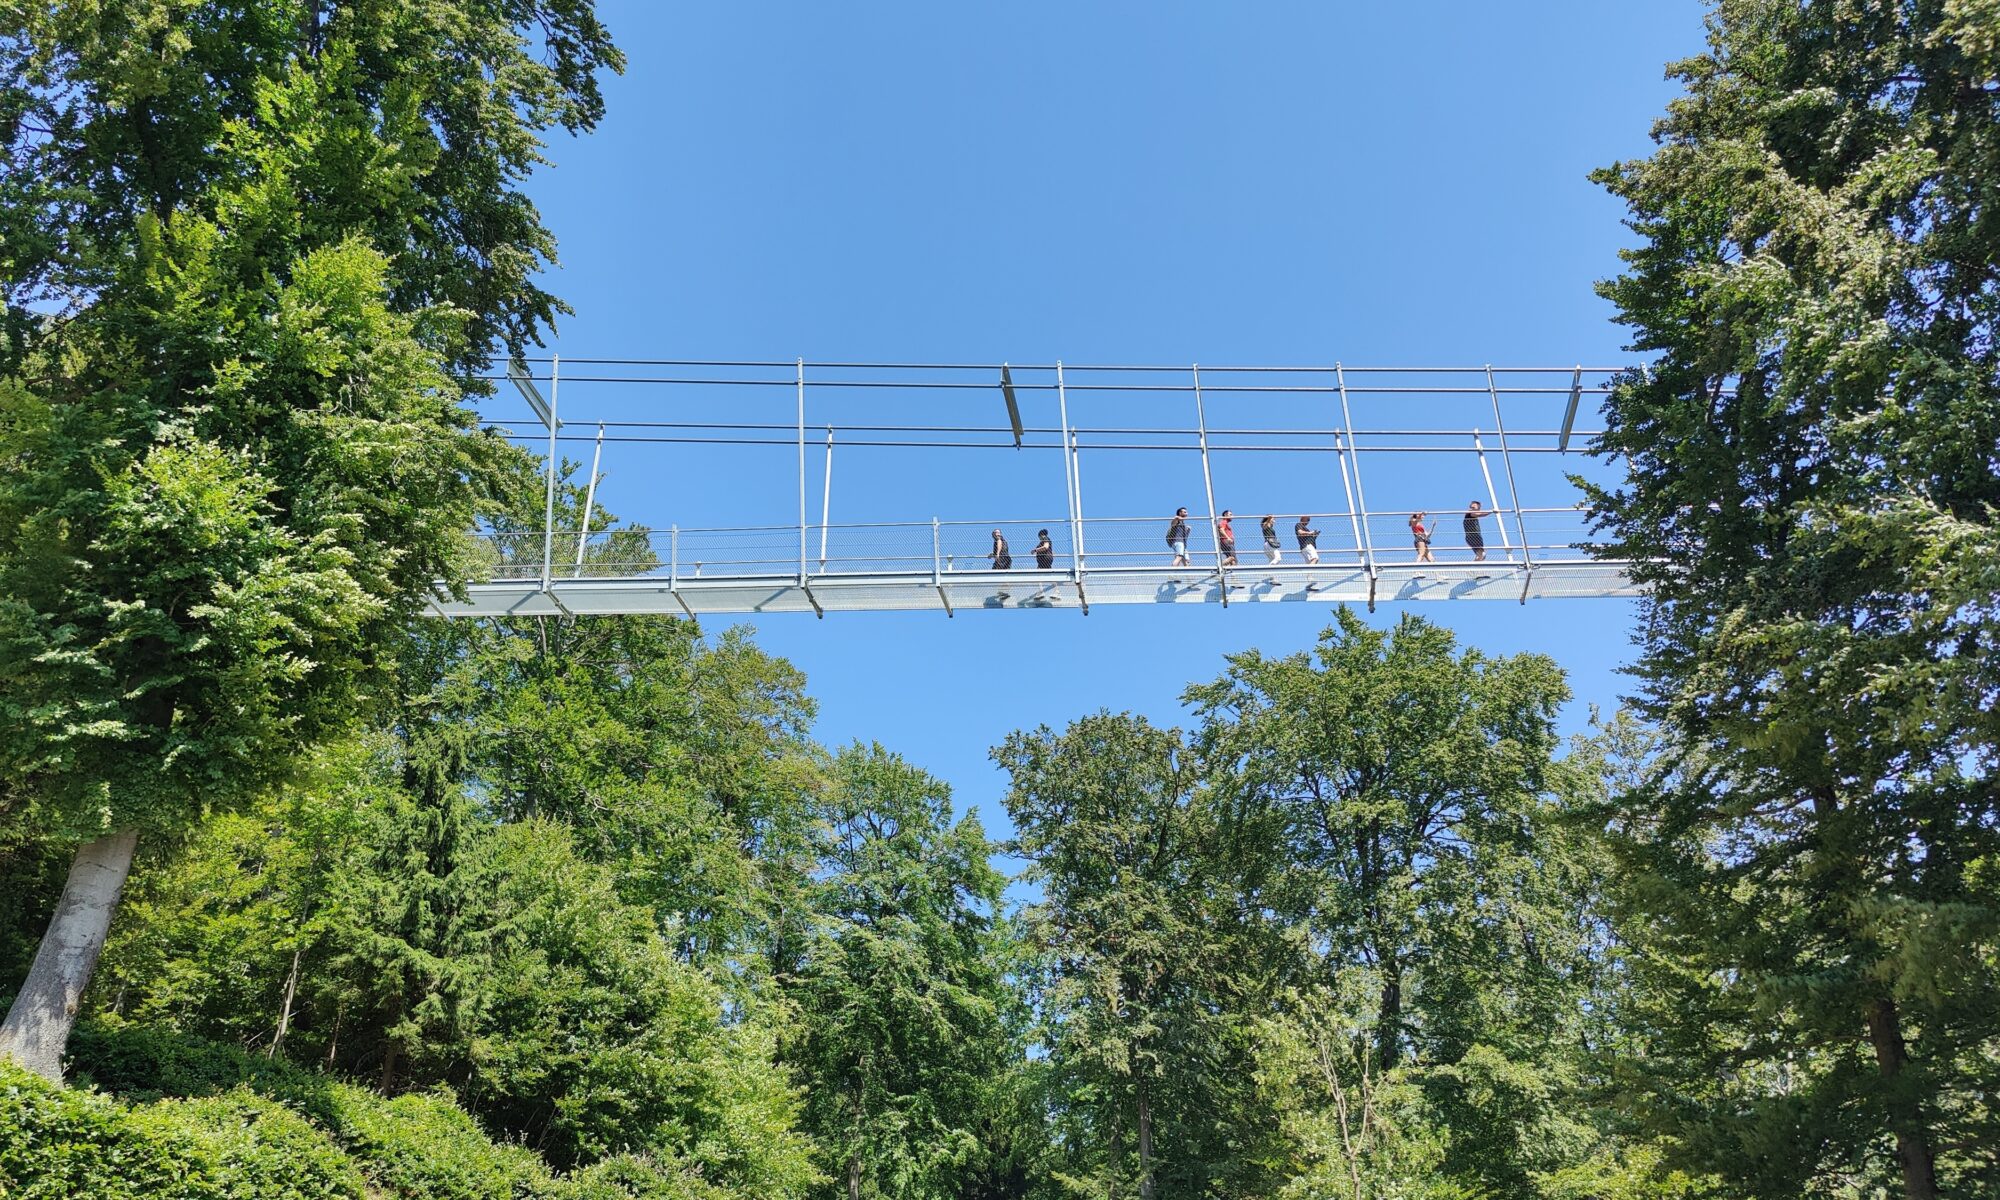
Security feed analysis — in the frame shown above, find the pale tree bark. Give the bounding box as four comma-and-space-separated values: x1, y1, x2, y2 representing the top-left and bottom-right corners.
269, 946, 303, 1058
0, 830, 139, 1080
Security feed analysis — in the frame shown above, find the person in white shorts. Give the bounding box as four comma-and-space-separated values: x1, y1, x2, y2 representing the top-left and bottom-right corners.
1294, 514, 1320, 564
1261, 515, 1283, 565
1166, 507, 1191, 567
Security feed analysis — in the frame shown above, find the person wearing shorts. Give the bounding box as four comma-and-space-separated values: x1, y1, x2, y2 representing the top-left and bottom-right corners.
1410, 511, 1434, 563
1295, 515, 1320, 564
1261, 515, 1282, 565
1217, 509, 1237, 566
1167, 507, 1191, 567
1463, 501, 1494, 562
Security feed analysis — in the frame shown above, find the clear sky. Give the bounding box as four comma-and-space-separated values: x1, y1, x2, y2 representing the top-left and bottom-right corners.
511, 1, 1708, 841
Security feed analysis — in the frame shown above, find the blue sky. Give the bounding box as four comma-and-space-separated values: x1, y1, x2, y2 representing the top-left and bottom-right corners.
511, 1, 1706, 840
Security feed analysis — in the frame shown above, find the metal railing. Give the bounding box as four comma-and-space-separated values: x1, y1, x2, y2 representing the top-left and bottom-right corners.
468, 505, 1606, 583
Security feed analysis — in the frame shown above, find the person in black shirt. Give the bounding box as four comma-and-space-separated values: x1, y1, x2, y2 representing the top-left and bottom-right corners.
1463, 501, 1496, 562
1295, 515, 1321, 564
1033, 529, 1055, 570
1261, 514, 1283, 565
1167, 507, 1191, 567
989, 529, 1012, 570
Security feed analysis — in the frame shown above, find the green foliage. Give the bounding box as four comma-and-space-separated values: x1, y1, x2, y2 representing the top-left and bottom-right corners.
58, 1024, 565, 1199
1, 0, 622, 368
1000, 710, 1281, 1200
781, 744, 1015, 1200
0, 1059, 214, 1199
136, 1090, 370, 1200
94, 759, 818, 1193
322, 1081, 559, 1200
1588, 1, 2000, 1194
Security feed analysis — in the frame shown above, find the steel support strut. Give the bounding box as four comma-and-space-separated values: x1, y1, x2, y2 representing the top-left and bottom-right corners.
1335, 363, 1378, 610
1193, 364, 1228, 606
572, 421, 603, 578
1486, 366, 1534, 579
1056, 362, 1088, 615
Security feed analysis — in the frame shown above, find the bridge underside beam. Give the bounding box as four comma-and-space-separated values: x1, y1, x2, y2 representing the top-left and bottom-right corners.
428, 561, 1638, 619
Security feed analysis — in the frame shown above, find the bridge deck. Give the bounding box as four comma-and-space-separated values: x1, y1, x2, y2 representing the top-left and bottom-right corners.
432, 558, 1635, 619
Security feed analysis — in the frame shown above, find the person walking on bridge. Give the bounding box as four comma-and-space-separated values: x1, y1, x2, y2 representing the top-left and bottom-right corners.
1217, 509, 1238, 566
1167, 507, 1191, 567
1261, 515, 1283, 565
1410, 511, 1434, 564
1463, 500, 1496, 562
1295, 514, 1320, 564
989, 529, 1012, 570
1033, 529, 1055, 570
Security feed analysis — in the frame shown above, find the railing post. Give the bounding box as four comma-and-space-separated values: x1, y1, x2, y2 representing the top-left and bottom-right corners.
539, 353, 560, 592
667, 525, 693, 619
1069, 428, 1090, 615
932, 517, 952, 617
1192, 364, 1228, 606
1484, 366, 1534, 573
819, 425, 834, 570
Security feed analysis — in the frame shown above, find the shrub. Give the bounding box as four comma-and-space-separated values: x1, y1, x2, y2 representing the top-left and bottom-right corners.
0, 1060, 216, 1199
556, 1152, 734, 1200
136, 1090, 369, 1200
323, 1082, 558, 1200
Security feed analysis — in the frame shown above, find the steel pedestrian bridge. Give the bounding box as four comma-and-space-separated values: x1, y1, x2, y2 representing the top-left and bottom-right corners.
432, 359, 1639, 619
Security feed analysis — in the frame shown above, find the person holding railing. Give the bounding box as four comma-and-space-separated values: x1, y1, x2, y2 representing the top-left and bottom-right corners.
1034, 529, 1054, 570
1463, 500, 1496, 562
1295, 514, 1320, 564
1167, 507, 1191, 567
989, 529, 1013, 570
1410, 511, 1434, 563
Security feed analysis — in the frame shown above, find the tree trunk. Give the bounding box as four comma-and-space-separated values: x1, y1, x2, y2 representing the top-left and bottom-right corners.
1377, 959, 1403, 1071
269, 947, 302, 1058
0, 830, 140, 1081
1865, 995, 1939, 1200
1135, 1073, 1156, 1200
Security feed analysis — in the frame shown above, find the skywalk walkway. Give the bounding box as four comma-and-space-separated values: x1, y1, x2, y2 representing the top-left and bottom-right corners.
429, 359, 1639, 618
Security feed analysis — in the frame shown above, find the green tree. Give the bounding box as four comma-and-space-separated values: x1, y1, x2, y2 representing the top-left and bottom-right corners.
1186, 609, 1604, 1195
411, 465, 825, 972
0, 1, 621, 1077
1588, 3, 2000, 1195
781, 744, 1014, 1200
998, 713, 1273, 1200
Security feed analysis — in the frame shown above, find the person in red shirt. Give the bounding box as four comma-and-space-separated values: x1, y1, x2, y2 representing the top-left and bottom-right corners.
1216, 509, 1237, 566
1410, 511, 1434, 563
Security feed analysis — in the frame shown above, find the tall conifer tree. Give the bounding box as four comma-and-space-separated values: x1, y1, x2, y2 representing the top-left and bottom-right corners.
1588, 3, 2000, 1195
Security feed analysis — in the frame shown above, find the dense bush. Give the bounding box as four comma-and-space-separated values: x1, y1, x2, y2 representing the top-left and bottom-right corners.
0, 1061, 208, 1199
33, 1024, 568, 1199
136, 1092, 369, 1200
